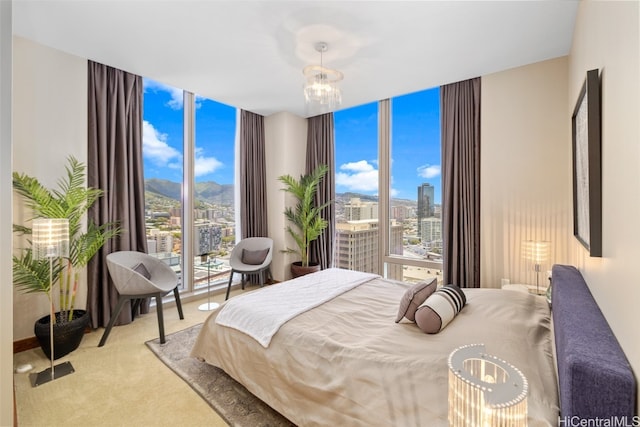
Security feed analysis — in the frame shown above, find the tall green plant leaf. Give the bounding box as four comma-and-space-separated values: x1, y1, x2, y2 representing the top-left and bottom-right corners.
278, 164, 330, 267
12, 156, 121, 318
13, 250, 63, 295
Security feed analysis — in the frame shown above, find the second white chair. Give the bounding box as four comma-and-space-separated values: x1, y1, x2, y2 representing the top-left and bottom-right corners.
225, 237, 273, 300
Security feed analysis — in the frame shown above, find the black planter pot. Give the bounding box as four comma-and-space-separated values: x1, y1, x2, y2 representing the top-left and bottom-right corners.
34, 309, 90, 360
290, 261, 320, 278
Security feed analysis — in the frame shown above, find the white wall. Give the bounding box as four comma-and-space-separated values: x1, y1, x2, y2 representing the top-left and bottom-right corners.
568, 0, 640, 408
12, 36, 87, 340
481, 57, 571, 287
264, 112, 307, 282
1, 2, 14, 424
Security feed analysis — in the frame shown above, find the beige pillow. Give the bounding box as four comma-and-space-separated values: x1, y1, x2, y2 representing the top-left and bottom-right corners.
395, 278, 438, 323
415, 284, 466, 334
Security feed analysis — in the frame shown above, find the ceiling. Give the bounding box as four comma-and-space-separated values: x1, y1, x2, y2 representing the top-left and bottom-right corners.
13, 1, 578, 118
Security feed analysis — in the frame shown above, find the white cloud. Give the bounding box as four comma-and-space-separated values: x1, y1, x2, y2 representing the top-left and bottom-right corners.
417, 164, 441, 179
143, 120, 181, 165
144, 78, 207, 110
336, 160, 378, 192
194, 148, 223, 177
144, 79, 184, 110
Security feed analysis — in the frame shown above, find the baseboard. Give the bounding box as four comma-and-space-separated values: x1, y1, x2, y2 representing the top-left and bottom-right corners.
13, 336, 39, 354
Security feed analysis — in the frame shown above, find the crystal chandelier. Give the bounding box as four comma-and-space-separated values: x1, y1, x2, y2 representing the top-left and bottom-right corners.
303, 42, 343, 115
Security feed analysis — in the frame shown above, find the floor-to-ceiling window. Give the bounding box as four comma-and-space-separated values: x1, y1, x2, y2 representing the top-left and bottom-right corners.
193, 96, 236, 291
386, 87, 442, 282
142, 78, 236, 294
142, 79, 185, 286
334, 102, 380, 274
334, 87, 441, 283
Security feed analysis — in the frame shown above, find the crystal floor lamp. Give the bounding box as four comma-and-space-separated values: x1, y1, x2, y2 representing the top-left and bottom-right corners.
31, 218, 75, 386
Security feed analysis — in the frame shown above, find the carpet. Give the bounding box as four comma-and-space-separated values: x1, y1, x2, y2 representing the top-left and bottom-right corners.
146, 324, 295, 427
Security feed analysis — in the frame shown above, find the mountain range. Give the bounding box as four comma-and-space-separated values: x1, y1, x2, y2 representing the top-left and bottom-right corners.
145, 179, 418, 207
145, 178, 234, 206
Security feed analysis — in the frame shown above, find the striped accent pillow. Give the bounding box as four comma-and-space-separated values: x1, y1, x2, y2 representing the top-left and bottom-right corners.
414, 285, 466, 334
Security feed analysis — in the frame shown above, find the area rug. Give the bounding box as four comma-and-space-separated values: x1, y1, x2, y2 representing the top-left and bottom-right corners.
146, 324, 295, 427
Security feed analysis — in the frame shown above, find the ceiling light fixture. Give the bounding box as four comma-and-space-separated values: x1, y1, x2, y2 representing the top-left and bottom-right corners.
303, 42, 343, 115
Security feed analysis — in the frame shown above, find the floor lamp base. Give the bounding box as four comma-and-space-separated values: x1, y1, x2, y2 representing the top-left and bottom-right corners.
198, 302, 220, 311
31, 361, 75, 387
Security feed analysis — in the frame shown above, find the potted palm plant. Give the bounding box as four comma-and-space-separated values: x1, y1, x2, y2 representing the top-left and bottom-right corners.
13, 156, 121, 359
278, 164, 331, 278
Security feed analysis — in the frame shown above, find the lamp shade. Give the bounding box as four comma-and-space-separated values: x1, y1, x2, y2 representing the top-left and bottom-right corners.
448, 344, 528, 427
522, 240, 549, 264
32, 218, 69, 260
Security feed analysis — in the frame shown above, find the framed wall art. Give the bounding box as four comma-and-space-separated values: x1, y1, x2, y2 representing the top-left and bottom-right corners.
572, 68, 602, 257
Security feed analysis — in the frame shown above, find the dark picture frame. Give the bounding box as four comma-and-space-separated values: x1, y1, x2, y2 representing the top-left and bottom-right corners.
572, 69, 602, 257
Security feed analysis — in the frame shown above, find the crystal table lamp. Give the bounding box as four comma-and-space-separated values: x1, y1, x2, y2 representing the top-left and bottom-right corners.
523, 240, 550, 295
448, 344, 528, 427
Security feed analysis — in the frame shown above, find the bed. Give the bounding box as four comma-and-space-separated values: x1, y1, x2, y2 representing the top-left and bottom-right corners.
191, 266, 636, 426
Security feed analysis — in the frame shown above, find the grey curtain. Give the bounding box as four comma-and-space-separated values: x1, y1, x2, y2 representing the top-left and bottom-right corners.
87, 61, 147, 328
305, 113, 335, 269
239, 110, 268, 238
441, 77, 481, 288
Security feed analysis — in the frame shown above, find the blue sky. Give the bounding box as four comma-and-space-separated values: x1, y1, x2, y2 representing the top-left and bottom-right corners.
142, 79, 236, 185
142, 79, 441, 202
334, 87, 441, 203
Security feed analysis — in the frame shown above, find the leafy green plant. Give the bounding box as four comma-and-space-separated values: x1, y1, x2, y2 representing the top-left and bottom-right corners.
278, 164, 331, 267
12, 156, 121, 322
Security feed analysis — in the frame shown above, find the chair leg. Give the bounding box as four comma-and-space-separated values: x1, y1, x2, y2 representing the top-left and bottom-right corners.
259, 270, 265, 287
131, 298, 142, 319
155, 294, 165, 344
98, 295, 129, 347
241, 273, 246, 290
226, 270, 234, 300
173, 286, 184, 320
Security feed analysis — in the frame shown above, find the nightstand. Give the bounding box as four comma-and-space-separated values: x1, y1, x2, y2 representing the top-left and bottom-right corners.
502, 283, 547, 296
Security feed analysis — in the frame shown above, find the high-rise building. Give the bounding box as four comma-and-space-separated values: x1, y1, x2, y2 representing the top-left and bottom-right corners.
334, 220, 402, 280
344, 198, 378, 221
420, 217, 442, 243
417, 183, 435, 236
194, 222, 222, 256
391, 205, 411, 221
148, 229, 173, 253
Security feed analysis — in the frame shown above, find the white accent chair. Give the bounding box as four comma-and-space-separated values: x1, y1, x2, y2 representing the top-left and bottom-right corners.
99, 251, 184, 346
226, 237, 273, 300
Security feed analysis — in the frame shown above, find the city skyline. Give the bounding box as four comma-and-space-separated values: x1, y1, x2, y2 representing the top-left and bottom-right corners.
142, 79, 441, 203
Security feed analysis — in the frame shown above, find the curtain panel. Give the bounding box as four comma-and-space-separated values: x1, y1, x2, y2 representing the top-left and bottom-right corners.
238, 110, 268, 284
441, 77, 481, 288
87, 61, 147, 328
239, 110, 268, 238
305, 113, 336, 270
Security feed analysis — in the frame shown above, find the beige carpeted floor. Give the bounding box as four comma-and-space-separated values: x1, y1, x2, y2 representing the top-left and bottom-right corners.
13, 287, 252, 427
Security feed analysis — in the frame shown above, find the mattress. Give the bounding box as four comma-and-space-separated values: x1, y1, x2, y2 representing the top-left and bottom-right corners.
191, 275, 559, 426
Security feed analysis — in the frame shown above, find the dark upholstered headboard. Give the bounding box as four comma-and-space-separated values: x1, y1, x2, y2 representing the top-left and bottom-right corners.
552, 264, 637, 420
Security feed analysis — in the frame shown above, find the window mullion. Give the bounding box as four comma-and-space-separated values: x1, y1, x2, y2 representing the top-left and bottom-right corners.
182, 91, 195, 292
378, 99, 391, 275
